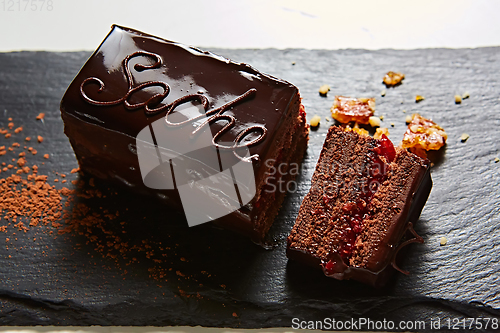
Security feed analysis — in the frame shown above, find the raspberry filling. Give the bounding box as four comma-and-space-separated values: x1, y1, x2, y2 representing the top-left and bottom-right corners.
324, 135, 395, 273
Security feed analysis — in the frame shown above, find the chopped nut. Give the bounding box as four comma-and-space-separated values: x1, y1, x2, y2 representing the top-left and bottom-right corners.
345, 123, 369, 136
402, 113, 447, 151
455, 95, 462, 104
331, 96, 375, 124
379, 115, 384, 120
440, 237, 447, 246
405, 115, 412, 124
383, 71, 405, 87
415, 95, 425, 103
462, 92, 470, 100
494, 157, 499, 163
319, 85, 330, 96
381, 90, 386, 97
368, 116, 381, 127
325, 117, 330, 122
37, 135, 44, 143
309, 115, 321, 127
460, 133, 470, 142
43, 154, 49, 159
390, 122, 395, 127
373, 127, 389, 140
402, 109, 406, 113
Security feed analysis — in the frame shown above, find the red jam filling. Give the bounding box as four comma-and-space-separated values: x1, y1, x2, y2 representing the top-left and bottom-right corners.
324, 136, 396, 273
374, 134, 396, 163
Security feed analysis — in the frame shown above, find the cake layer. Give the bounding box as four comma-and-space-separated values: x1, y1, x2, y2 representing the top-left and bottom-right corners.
287, 126, 431, 286
60, 25, 309, 240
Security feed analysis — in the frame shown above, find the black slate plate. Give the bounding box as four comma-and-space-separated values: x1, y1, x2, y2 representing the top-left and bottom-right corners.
0, 48, 499, 330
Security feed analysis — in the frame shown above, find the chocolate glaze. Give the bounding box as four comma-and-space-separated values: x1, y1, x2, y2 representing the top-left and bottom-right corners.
60, 25, 308, 240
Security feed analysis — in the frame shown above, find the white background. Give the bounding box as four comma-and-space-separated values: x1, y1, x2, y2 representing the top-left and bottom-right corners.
1, 0, 499, 51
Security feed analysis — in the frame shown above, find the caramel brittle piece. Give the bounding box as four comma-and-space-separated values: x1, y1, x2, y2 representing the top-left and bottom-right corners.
402, 113, 447, 151
331, 96, 375, 124
383, 71, 405, 87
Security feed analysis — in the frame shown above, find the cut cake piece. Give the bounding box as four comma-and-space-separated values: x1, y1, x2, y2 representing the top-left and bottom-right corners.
287, 126, 431, 286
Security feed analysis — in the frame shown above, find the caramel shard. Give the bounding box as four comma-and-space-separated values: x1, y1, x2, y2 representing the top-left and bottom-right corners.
382, 71, 405, 87
37, 135, 44, 143
402, 113, 447, 151
36, 113, 45, 120
331, 96, 375, 124
415, 95, 425, 103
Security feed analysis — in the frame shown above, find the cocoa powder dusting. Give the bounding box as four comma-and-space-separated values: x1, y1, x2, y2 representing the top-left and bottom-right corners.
0, 121, 215, 298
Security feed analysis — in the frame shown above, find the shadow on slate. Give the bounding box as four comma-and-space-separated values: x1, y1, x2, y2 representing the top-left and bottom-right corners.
0, 48, 499, 330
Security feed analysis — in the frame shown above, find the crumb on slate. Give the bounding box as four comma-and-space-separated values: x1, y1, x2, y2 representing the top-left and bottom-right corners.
319, 85, 330, 97
309, 115, 321, 127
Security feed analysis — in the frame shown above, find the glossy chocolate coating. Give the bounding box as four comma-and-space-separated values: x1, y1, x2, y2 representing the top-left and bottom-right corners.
60, 25, 303, 238
61, 25, 298, 164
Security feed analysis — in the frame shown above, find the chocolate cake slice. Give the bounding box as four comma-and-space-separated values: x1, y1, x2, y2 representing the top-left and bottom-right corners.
287, 126, 431, 286
60, 25, 309, 241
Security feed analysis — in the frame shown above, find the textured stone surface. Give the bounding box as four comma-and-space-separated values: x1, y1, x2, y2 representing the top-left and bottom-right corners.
0, 48, 499, 329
